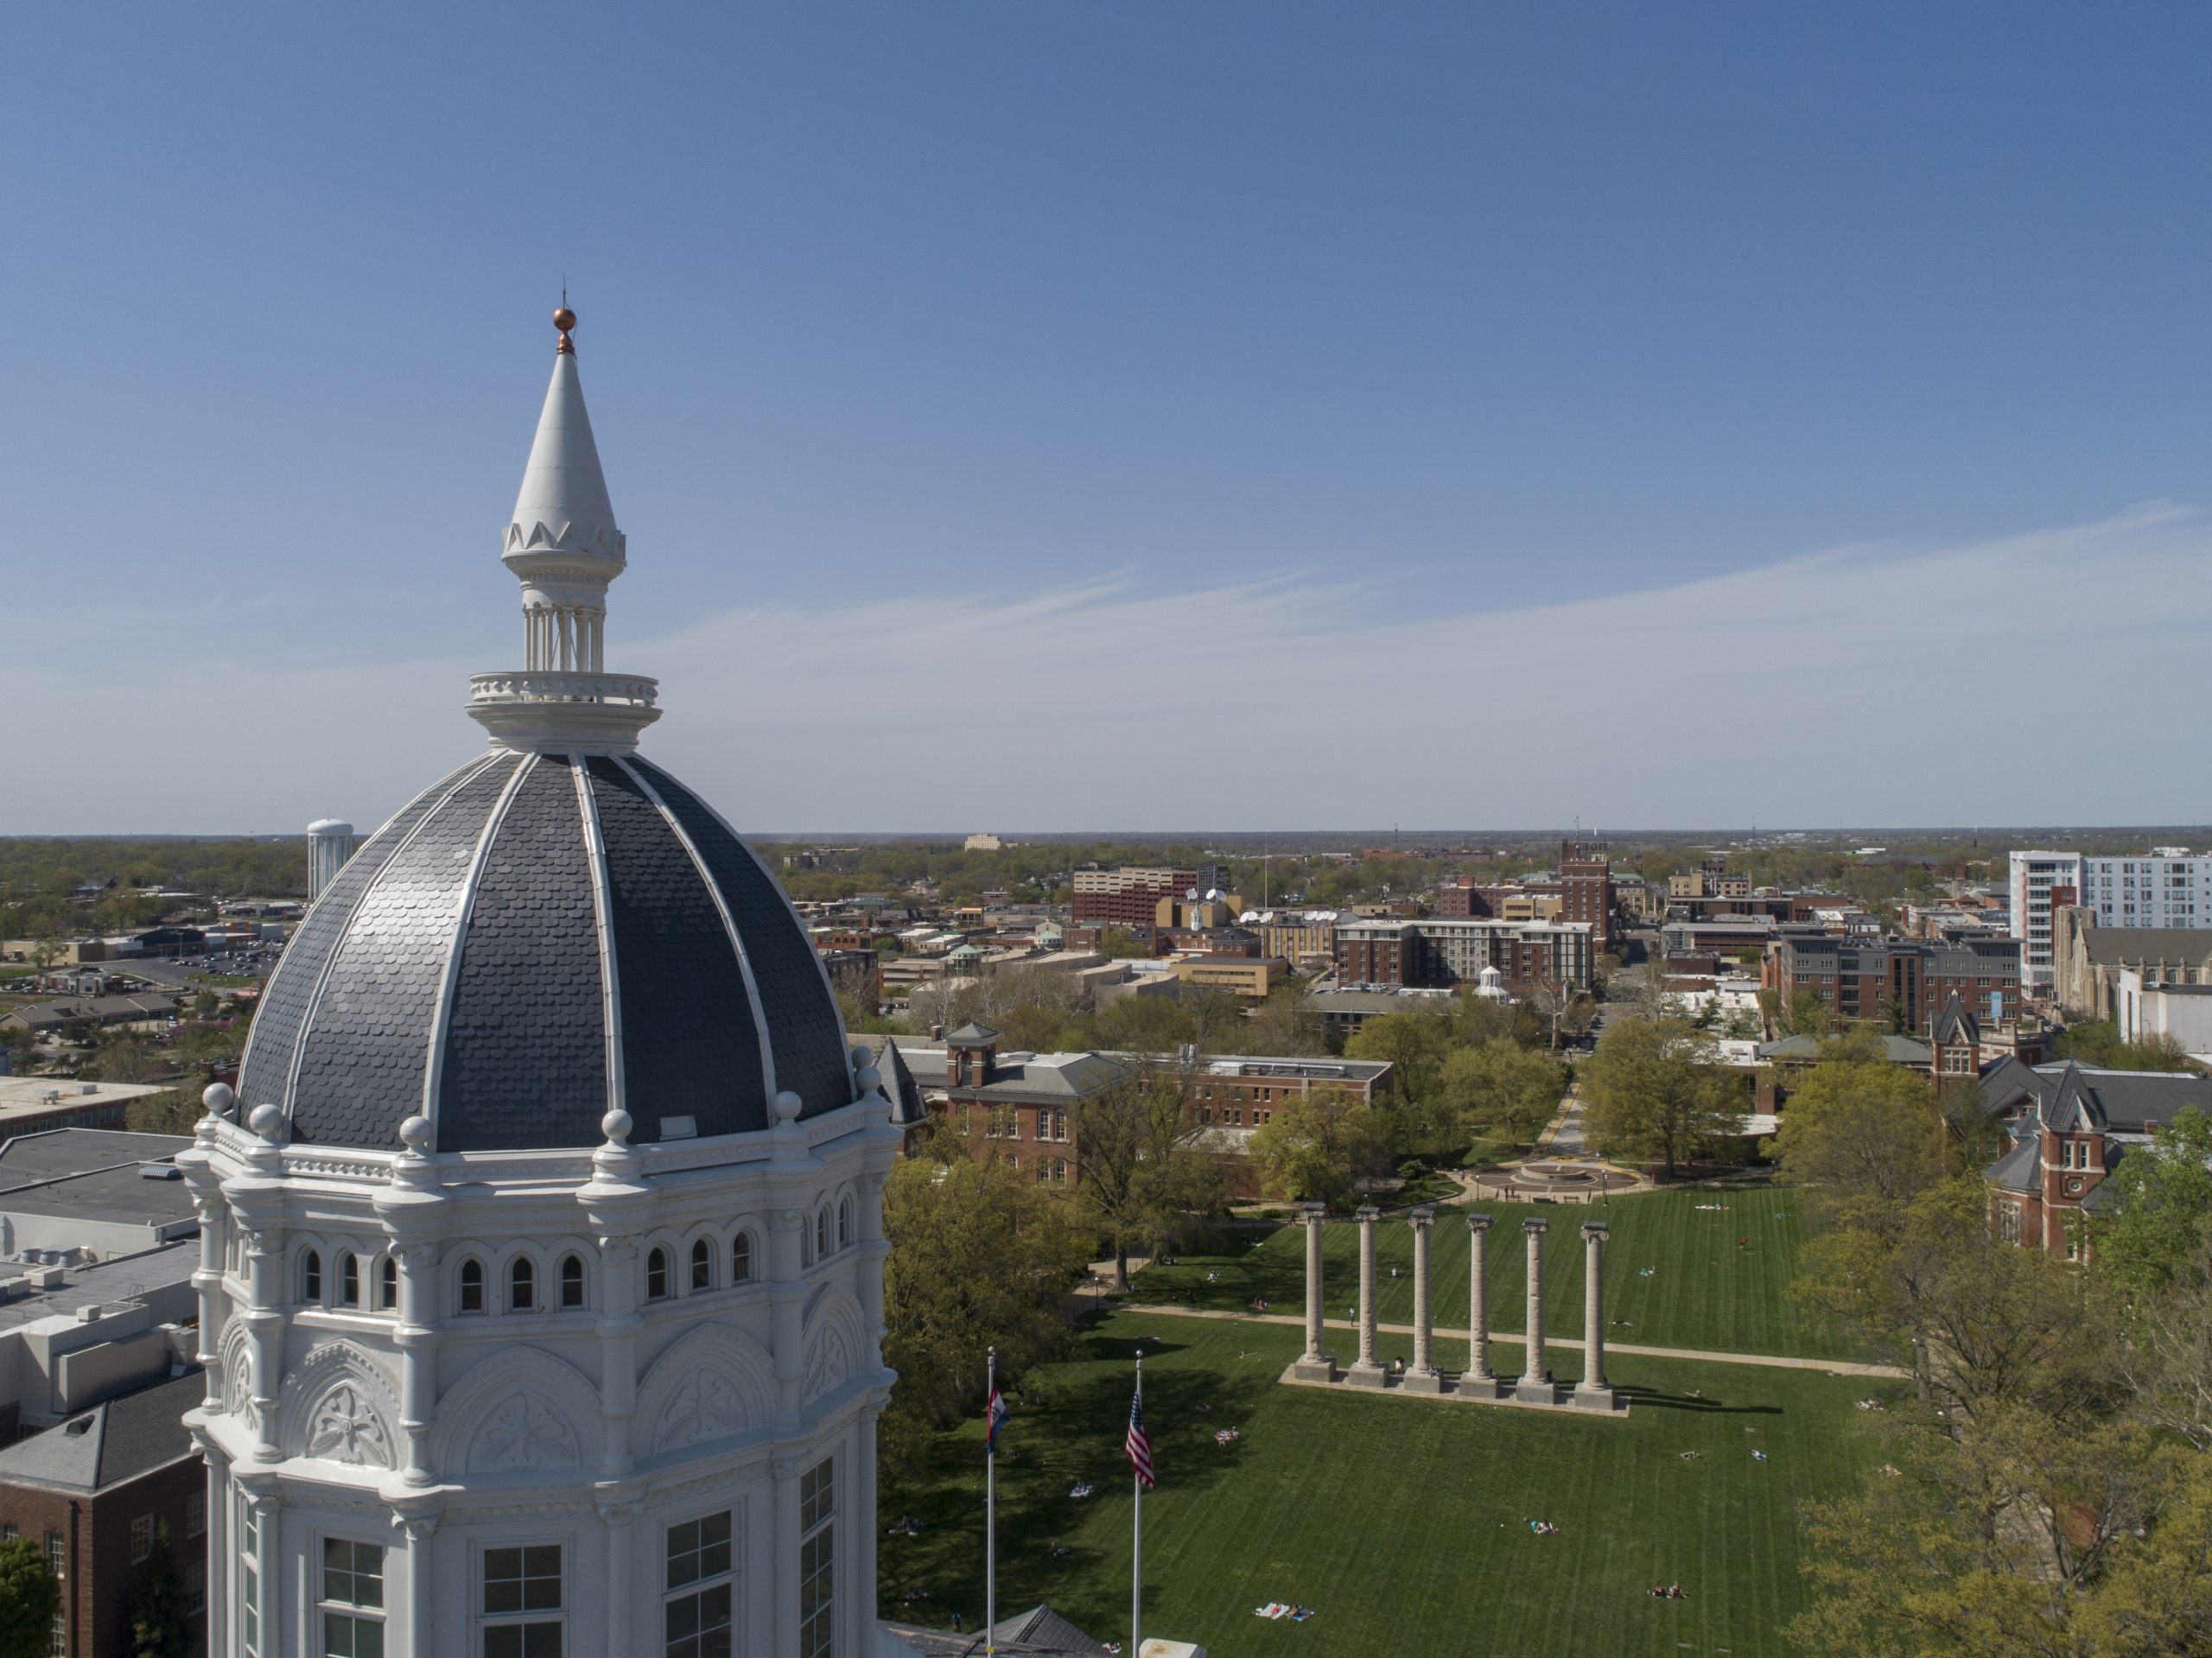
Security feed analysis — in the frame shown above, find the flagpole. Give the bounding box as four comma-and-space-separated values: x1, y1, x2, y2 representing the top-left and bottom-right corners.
986, 1345, 997, 1658
1132, 1350, 1143, 1658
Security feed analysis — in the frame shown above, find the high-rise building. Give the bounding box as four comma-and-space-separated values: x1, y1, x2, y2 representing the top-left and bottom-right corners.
2011, 848, 2212, 993
176, 309, 904, 1657
1071, 866, 1196, 931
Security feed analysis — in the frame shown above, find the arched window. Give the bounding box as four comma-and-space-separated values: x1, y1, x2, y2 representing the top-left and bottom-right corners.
458, 1258, 484, 1314
338, 1251, 359, 1309
560, 1254, 586, 1309
837, 1197, 854, 1249
379, 1255, 398, 1311
817, 1208, 830, 1258
731, 1233, 753, 1283
302, 1249, 321, 1304
690, 1238, 713, 1293
509, 1256, 536, 1312
647, 1247, 671, 1301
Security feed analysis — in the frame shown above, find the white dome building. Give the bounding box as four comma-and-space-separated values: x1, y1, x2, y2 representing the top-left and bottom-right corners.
178, 309, 901, 1658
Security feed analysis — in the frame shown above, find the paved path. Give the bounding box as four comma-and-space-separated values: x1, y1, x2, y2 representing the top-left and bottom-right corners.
1535, 1091, 1586, 1156
1116, 1301, 1907, 1380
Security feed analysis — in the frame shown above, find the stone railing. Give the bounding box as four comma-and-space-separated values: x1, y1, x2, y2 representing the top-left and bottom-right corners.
469, 671, 659, 707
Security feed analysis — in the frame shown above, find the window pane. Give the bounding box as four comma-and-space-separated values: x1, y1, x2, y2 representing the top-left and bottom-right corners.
523, 1625, 563, 1658
484, 1629, 520, 1658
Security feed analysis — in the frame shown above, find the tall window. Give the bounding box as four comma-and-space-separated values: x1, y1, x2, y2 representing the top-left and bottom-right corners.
321, 1538, 385, 1657
510, 1257, 536, 1312
837, 1198, 853, 1249
799, 1456, 836, 1658
647, 1248, 671, 1301
339, 1252, 360, 1309
690, 1239, 714, 1293
303, 1249, 322, 1303
459, 1259, 485, 1314
664, 1511, 734, 1658
559, 1255, 586, 1309
238, 1502, 261, 1658
185, 1493, 205, 1540
379, 1256, 399, 1311
481, 1544, 563, 1657
816, 1210, 830, 1258
730, 1234, 753, 1283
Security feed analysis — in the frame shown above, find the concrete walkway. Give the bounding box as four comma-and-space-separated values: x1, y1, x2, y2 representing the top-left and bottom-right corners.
1116, 1301, 1908, 1380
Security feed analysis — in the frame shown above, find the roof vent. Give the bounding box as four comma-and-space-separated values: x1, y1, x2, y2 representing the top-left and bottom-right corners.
138, 1164, 182, 1180
658, 1115, 697, 1141
76, 1304, 102, 1321
63, 1416, 92, 1436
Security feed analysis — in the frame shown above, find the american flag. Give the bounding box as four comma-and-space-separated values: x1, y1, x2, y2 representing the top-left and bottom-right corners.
1125, 1387, 1155, 1488
987, 1385, 1007, 1453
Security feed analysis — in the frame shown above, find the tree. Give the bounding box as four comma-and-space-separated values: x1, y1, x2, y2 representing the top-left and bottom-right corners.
1432, 1039, 1566, 1152
1241, 982, 1328, 1058
127, 1521, 190, 1658
1343, 1011, 1451, 1104
2094, 1108, 2212, 1300
879, 1153, 1089, 1477
124, 1089, 202, 1136
0, 1534, 57, 1658
1097, 927, 1151, 960
1249, 1085, 1392, 1206
1068, 1062, 1226, 1287
1775, 1048, 1945, 1237
2057, 1019, 2196, 1073
1578, 1018, 1747, 1176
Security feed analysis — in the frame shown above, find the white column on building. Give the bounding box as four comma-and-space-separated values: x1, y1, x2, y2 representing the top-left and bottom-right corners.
773, 1454, 803, 1655
1345, 1205, 1387, 1388
401, 1515, 436, 1657
201, 1453, 231, 1657
601, 1500, 638, 1654
852, 1411, 879, 1645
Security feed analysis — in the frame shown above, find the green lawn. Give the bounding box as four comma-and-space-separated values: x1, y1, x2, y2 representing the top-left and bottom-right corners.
880, 1311, 1895, 1657
1143, 1187, 1854, 1360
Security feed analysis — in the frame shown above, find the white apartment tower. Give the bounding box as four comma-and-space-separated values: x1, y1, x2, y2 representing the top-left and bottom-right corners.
304, 821, 354, 903
177, 309, 903, 1658
2010, 847, 2212, 993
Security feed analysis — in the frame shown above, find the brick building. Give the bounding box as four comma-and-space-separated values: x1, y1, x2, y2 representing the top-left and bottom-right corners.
1336, 918, 1594, 992
1975, 1058, 2212, 1260
1070, 867, 1198, 931
0, 1371, 207, 1658
1762, 935, 2020, 1035
1557, 840, 1614, 954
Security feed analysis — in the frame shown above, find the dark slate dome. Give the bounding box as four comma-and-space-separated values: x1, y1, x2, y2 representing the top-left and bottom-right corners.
238, 750, 855, 1152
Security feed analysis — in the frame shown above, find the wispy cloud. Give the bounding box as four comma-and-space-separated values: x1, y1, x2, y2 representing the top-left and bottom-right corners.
3, 508, 2206, 834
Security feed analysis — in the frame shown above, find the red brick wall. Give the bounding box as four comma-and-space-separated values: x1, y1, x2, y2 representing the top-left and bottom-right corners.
0, 1454, 206, 1658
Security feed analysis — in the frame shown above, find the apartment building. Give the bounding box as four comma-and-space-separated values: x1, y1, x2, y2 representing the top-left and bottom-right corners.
1764, 935, 2021, 1034
1070, 866, 1198, 931
2012, 848, 2212, 994
1336, 917, 1594, 992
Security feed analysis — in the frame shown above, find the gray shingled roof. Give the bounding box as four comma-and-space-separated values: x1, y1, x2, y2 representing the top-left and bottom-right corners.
1980, 1059, 2212, 1134
881, 1603, 1111, 1656
0, 1371, 202, 1491
1984, 1134, 2040, 1193
235, 751, 853, 1153
899, 1048, 1133, 1103
2080, 926, 2212, 968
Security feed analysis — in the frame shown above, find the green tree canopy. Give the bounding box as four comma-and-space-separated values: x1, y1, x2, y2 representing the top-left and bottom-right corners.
2094, 1107, 2212, 1301
879, 1153, 1090, 1478
1578, 1018, 1748, 1175
1248, 1085, 1392, 1206
1432, 1039, 1566, 1152
1068, 1062, 1227, 1287
0, 1534, 58, 1658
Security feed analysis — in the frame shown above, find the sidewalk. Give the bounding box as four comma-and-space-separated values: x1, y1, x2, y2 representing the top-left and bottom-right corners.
1116, 1300, 1907, 1380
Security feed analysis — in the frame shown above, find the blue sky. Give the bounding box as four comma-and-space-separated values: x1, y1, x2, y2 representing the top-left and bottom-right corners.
4, 5, 2209, 833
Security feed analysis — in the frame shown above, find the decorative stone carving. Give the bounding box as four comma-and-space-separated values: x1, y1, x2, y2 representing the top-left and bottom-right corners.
467, 1392, 580, 1473
654, 1367, 747, 1453
305, 1384, 394, 1467
804, 1325, 850, 1403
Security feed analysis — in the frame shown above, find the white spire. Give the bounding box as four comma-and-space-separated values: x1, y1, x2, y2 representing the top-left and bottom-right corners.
505, 343, 624, 563
467, 306, 661, 753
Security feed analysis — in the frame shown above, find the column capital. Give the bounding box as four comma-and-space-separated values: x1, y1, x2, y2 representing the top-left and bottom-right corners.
1580, 1220, 1609, 1241
1300, 1202, 1326, 1223
1408, 1205, 1433, 1229
1354, 1205, 1380, 1223
1466, 1212, 1492, 1235
1522, 1216, 1548, 1236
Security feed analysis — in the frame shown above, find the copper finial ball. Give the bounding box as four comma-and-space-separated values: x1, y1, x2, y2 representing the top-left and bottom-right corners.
552, 306, 577, 332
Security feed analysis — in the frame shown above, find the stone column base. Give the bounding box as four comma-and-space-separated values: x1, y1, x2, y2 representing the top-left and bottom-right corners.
1343, 1362, 1389, 1390
1290, 1355, 1338, 1383
1454, 1373, 1502, 1401
1572, 1384, 1621, 1412
1399, 1369, 1446, 1395
1514, 1377, 1561, 1406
